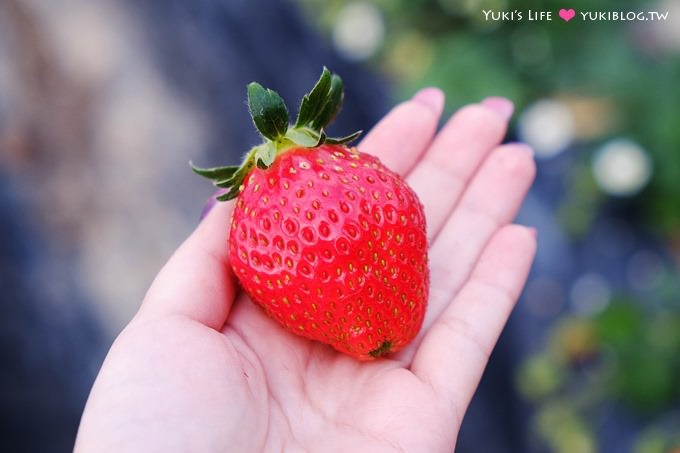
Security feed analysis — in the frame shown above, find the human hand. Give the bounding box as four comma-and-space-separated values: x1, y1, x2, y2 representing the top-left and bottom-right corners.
75, 89, 536, 452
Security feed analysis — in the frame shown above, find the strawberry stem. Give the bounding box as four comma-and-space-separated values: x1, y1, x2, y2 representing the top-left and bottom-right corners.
192, 67, 361, 201
369, 340, 393, 358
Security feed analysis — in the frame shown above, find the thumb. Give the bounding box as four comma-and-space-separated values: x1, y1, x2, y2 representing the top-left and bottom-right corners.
137, 200, 236, 330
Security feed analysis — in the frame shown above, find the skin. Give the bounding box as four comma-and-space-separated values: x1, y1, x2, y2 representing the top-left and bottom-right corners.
75, 90, 536, 452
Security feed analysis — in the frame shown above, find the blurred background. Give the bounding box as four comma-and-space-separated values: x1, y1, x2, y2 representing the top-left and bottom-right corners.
1, 0, 679, 451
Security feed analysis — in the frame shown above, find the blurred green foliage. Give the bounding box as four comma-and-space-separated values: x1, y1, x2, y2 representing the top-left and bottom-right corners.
516, 283, 680, 448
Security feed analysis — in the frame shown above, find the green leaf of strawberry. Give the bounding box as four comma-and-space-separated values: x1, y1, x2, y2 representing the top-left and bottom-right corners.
286, 128, 321, 147
189, 163, 239, 180
192, 68, 361, 201
247, 82, 289, 141
254, 142, 277, 169
295, 67, 332, 128
310, 73, 343, 130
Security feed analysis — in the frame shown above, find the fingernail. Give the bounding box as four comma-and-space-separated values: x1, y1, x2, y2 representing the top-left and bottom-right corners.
508, 142, 535, 158
199, 189, 227, 221
200, 197, 217, 221
412, 87, 445, 114
527, 227, 538, 239
481, 96, 514, 121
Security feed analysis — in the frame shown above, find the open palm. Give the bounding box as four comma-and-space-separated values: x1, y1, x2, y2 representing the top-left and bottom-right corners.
76, 90, 536, 452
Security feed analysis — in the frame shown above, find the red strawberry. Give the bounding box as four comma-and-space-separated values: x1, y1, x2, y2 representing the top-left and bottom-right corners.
193, 68, 428, 360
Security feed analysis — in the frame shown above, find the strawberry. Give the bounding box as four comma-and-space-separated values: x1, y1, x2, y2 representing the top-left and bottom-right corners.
193, 68, 428, 360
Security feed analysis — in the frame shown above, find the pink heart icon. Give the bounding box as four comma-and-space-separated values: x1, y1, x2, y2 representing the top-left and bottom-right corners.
559, 8, 576, 21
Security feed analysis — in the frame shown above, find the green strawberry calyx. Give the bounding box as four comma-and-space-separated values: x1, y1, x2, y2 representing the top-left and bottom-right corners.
191, 67, 362, 201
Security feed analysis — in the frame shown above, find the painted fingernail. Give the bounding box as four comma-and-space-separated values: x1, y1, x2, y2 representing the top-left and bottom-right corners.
200, 197, 217, 221
508, 142, 535, 158
481, 96, 514, 121
199, 189, 227, 221
412, 87, 445, 114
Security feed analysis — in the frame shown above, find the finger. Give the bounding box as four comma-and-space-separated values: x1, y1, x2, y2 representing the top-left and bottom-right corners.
390, 143, 534, 365
359, 88, 445, 175
411, 224, 536, 414
421, 143, 535, 333
406, 98, 513, 240
137, 201, 236, 330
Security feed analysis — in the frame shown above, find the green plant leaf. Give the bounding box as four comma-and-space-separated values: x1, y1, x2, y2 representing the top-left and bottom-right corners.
287, 128, 321, 147
214, 157, 256, 188
194, 68, 360, 203
324, 130, 362, 145
247, 82, 289, 141
216, 184, 241, 201
295, 67, 332, 128
254, 142, 277, 169
311, 74, 344, 130
189, 162, 239, 180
